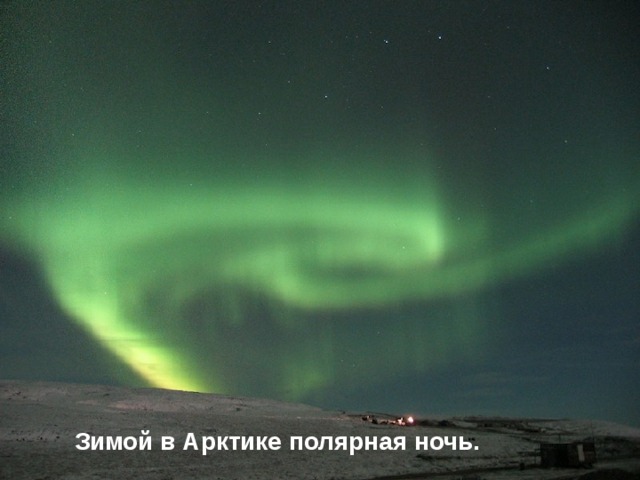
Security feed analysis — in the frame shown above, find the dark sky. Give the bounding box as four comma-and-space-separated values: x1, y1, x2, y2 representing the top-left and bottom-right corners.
1, 1, 639, 426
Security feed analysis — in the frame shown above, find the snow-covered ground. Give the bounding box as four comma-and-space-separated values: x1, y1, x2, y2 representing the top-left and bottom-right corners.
1, 380, 638, 479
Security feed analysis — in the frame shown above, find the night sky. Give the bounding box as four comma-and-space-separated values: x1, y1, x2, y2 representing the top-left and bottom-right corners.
1, 1, 639, 426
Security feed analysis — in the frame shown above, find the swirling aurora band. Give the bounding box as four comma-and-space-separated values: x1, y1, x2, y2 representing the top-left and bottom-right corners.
1, 157, 638, 397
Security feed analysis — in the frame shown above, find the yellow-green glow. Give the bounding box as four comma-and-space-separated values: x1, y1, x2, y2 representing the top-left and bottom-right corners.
44, 255, 214, 393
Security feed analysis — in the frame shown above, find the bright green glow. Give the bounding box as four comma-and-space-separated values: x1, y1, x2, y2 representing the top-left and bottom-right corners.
1, 153, 638, 397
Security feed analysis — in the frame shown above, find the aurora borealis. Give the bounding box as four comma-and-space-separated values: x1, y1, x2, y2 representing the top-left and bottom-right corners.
1, 1, 639, 425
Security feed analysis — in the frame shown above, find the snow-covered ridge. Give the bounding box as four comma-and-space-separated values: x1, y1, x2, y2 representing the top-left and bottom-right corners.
1, 380, 639, 480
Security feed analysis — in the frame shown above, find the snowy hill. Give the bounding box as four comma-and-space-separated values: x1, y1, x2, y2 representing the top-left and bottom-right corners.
1, 380, 639, 479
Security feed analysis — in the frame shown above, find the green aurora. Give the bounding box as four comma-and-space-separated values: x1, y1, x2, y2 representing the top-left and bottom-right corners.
2, 148, 637, 396
1, 1, 639, 418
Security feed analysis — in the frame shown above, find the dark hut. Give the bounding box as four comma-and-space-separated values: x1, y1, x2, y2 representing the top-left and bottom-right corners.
540, 441, 596, 468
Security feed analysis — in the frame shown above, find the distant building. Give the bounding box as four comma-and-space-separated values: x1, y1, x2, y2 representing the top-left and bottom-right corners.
540, 441, 596, 468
